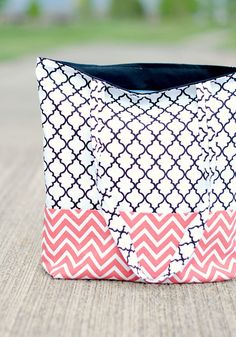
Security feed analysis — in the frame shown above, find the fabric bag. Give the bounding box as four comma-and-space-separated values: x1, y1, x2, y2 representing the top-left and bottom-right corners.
35, 56, 236, 283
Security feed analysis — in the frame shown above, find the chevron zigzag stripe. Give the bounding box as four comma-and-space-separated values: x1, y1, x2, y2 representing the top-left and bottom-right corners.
42, 208, 236, 283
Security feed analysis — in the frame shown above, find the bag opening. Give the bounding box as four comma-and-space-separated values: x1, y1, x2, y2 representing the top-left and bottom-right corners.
47, 58, 236, 92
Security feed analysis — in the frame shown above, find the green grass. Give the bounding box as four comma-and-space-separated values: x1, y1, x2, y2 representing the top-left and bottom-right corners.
224, 25, 236, 49
0, 18, 216, 61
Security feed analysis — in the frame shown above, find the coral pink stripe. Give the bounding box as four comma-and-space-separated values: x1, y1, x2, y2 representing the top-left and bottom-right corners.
42, 208, 236, 283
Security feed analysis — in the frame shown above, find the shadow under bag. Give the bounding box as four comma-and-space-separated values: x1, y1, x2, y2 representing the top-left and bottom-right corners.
36, 57, 236, 283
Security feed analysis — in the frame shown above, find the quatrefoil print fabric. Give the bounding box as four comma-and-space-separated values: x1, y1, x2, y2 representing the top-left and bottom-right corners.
36, 57, 236, 283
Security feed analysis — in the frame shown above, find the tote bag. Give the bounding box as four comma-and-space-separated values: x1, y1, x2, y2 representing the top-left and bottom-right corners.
35, 56, 236, 283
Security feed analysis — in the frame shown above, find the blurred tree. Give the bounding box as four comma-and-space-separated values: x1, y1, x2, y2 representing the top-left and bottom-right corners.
79, 0, 92, 17
161, 0, 198, 18
27, 0, 41, 18
1, 0, 76, 21
111, 0, 143, 18
212, 0, 228, 24
229, 0, 236, 21
1, 0, 29, 19
0, 0, 6, 9
90, 0, 111, 18
140, 0, 161, 20
197, 0, 229, 25
39, 0, 75, 21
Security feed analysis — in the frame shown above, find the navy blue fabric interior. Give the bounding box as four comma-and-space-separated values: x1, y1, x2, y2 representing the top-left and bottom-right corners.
59, 60, 236, 91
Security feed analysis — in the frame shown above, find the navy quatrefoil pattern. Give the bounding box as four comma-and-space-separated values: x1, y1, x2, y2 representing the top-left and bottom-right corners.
36, 57, 236, 216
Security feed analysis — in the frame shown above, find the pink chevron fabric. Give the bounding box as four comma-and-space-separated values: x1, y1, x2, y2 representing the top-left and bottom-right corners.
36, 57, 236, 283
42, 208, 236, 283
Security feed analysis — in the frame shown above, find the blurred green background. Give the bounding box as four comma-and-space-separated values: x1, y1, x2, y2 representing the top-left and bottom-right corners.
0, 0, 236, 61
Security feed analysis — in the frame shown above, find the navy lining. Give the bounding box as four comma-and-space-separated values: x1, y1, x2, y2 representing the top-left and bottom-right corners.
40, 57, 236, 92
